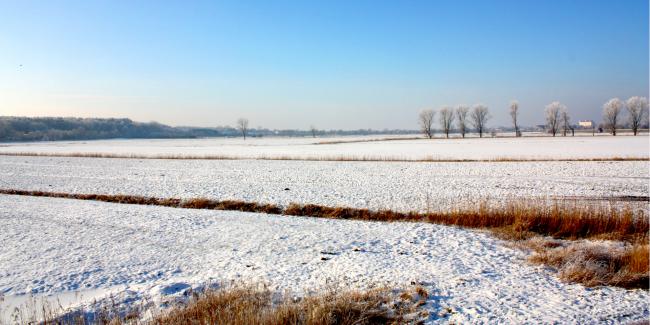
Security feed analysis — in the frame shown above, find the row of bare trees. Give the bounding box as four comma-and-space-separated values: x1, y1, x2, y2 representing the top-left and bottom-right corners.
544, 96, 649, 137
419, 104, 491, 139
544, 97, 650, 137
538, 96, 649, 137
602, 97, 648, 136
237, 96, 647, 140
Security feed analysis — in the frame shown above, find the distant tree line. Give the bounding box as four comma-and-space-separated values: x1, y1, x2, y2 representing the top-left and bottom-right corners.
0, 116, 421, 142
3, 96, 647, 142
0, 117, 220, 142
416, 96, 648, 139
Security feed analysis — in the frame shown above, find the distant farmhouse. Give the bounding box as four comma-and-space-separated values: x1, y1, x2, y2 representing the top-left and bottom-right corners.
577, 120, 594, 128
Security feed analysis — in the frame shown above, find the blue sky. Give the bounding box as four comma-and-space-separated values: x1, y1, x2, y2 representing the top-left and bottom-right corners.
1, 0, 648, 129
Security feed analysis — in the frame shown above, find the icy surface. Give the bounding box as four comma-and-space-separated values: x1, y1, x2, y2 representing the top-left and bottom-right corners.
0, 195, 647, 323
0, 156, 647, 212
0, 135, 648, 160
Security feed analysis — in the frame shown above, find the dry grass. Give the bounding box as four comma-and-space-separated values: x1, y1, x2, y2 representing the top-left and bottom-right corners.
181, 198, 282, 214
1, 189, 647, 243
151, 285, 428, 325
284, 201, 648, 242
2, 189, 647, 290
522, 238, 649, 289
0, 151, 647, 162
33, 285, 429, 325
5, 291, 143, 325
0, 189, 282, 214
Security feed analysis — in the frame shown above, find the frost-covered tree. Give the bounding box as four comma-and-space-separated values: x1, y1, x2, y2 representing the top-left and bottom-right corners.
438, 107, 455, 138
544, 101, 564, 137
602, 98, 623, 136
419, 109, 435, 139
470, 104, 490, 138
309, 125, 318, 138
509, 100, 520, 137
626, 96, 648, 136
561, 107, 571, 136
236, 118, 249, 140
455, 105, 469, 138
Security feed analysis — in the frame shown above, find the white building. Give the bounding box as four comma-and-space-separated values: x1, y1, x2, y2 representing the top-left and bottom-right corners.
578, 120, 594, 128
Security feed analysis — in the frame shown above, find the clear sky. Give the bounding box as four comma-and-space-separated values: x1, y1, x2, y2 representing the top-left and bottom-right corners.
1, 0, 648, 129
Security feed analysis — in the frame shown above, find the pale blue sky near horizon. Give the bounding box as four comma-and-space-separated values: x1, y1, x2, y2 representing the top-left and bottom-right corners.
1, 0, 648, 129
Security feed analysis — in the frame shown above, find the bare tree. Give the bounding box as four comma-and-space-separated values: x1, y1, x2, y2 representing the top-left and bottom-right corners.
602, 98, 623, 136
509, 100, 520, 137
236, 118, 249, 140
419, 109, 435, 139
561, 107, 570, 136
626, 96, 648, 136
309, 125, 318, 138
438, 107, 455, 138
470, 104, 490, 138
544, 101, 563, 136
455, 105, 469, 138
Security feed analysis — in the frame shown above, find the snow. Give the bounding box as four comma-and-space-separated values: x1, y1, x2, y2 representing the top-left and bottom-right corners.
0, 156, 647, 212
1, 136, 647, 323
0, 135, 647, 160
1, 195, 648, 324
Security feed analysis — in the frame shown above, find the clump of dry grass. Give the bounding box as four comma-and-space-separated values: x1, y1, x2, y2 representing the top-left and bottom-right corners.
151, 285, 428, 325
521, 238, 649, 289
25, 285, 428, 324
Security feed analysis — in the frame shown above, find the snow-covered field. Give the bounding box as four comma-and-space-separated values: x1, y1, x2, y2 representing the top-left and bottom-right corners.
1, 136, 648, 323
0, 155, 647, 212
0, 135, 648, 160
1, 195, 648, 324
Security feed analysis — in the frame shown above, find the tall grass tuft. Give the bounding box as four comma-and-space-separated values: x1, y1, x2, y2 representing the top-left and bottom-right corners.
151, 285, 428, 325
527, 240, 649, 289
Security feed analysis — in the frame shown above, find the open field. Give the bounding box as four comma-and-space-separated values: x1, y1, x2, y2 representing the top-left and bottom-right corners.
1, 136, 648, 324
0, 155, 647, 213
0, 135, 648, 161
1, 195, 648, 324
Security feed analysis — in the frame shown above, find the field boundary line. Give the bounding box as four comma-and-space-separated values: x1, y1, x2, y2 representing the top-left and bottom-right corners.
0, 152, 647, 162
1, 188, 647, 242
